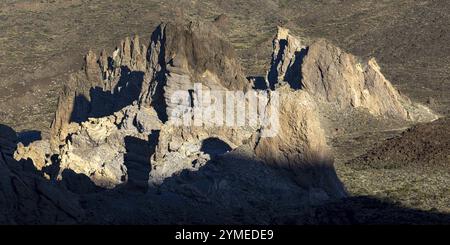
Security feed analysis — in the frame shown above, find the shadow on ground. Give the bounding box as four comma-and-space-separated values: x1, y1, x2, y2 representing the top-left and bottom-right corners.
1, 123, 449, 225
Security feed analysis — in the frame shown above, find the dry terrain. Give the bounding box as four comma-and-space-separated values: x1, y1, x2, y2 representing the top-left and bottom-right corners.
0, 0, 449, 222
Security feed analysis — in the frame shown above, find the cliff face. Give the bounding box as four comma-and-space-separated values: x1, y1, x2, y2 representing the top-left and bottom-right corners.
267, 28, 438, 122
301, 39, 409, 119
50, 22, 251, 150
254, 85, 345, 199
267, 26, 306, 90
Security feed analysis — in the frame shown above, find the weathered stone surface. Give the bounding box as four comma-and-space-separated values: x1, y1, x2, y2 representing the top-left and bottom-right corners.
162, 22, 250, 91
139, 22, 251, 119
14, 140, 51, 171
300, 39, 409, 119
268, 28, 437, 122
267, 26, 306, 89
50, 73, 93, 151
255, 85, 346, 199
57, 105, 161, 188
149, 123, 253, 185
85, 50, 101, 83
50, 33, 149, 151
58, 116, 125, 188
0, 125, 84, 224
131, 35, 147, 72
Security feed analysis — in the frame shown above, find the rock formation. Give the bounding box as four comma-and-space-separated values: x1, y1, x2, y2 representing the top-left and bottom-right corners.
254, 85, 346, 199
1, 21, 440, 224
47, 22, 257, 188
139, 22, 251, 118
44, 21, 438, 195
267, 26, 306, 89
0, 124, 83, 224
14, 140, 51, 171
50, 22, 251, 149
267, 27, 438, 122
56, 105, 162, 188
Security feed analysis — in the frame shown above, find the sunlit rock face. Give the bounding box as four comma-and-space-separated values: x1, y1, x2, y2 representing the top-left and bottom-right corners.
268, 28, 437, 122
254, 85, 346, 199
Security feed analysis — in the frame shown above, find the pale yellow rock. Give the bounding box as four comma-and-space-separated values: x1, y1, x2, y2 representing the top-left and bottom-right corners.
14, 140, 51, 171
255, 85, 330, 168
298, 38, 436, 121
254, 85, 345, 198
276, 26, 290, 40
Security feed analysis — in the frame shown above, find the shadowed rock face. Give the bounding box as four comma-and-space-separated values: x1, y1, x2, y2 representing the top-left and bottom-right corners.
0, 124, 84, 224
0, 124, 17, 155
2, 124, 449, 225
267, 26, 306, 90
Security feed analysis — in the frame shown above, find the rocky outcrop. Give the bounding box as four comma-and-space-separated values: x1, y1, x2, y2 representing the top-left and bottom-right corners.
44, 22, 437, 197
16, 22, 440, 224
267, 27, 438, 122
48, 22, 254, 188
300, 39, 409, 119
267, 27, 306, 89
255, 85, 346, 199
255, 85, 327, 168
139, 22, 251, 118
0, 124, 83, 224
14, 140, 51, 171
51, 22, 251, 151
0, 19, 446, 224
47, 22, 437, 196
50, 73, 96, 151
159, 22, 249, 91
149, 123, 255, 185
56, 104, 161, 188
50, 33, 149, 151
58, 116, 125, 188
